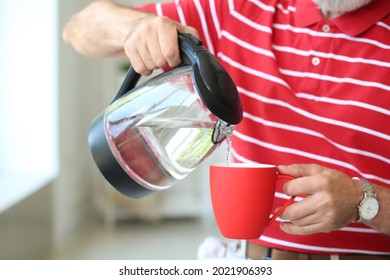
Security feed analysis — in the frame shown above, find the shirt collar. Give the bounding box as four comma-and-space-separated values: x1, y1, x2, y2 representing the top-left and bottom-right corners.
295, 0, 390, 36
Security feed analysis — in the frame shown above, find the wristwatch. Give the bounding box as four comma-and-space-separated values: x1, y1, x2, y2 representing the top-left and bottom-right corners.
352, 177, 379, 222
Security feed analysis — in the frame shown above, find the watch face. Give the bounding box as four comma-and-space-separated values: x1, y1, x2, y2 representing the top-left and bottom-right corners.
360, 197, 379, 220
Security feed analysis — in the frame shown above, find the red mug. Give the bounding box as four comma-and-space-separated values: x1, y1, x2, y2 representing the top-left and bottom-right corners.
210, 163, 296, 239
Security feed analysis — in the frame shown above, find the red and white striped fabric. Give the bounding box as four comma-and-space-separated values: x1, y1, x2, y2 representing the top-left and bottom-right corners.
136, 0, 390, 255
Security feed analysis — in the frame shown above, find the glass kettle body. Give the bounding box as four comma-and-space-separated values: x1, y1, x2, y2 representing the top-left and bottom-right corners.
89, 34, 242, 198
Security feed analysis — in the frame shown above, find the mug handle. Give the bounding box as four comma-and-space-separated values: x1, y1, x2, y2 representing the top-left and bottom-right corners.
267, 174, 296, 226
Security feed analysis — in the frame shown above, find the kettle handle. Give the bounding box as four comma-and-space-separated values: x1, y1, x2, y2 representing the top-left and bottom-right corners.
111, 33, 204, 104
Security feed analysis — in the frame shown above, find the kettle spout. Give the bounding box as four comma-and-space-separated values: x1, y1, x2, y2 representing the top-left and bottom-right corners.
212, 119, 235, 144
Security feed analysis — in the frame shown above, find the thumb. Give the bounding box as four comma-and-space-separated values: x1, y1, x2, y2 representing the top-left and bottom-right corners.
176, 24, 200, 39
277, 163, 324, 178
277, 164, 297, 177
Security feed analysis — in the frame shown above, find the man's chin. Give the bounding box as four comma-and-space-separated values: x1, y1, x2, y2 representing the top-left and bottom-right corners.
312, 0, 372, 14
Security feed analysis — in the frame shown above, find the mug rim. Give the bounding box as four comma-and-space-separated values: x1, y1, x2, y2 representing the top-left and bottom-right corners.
210, 162, 276, 168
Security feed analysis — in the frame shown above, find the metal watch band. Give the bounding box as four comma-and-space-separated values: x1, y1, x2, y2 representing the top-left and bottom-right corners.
352, 177, 376, 198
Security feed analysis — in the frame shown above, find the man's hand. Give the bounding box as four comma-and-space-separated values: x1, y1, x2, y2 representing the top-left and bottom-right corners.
277, 164, 362, 235
124, 15, 198, 75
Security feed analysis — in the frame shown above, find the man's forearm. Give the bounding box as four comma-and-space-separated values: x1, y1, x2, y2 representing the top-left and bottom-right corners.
63, 1, 153, 58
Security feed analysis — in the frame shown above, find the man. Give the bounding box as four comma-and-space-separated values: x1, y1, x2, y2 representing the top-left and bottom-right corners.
63, 0, 390, 259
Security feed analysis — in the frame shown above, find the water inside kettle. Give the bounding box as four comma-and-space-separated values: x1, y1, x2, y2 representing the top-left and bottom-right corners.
107, 115, 218, 189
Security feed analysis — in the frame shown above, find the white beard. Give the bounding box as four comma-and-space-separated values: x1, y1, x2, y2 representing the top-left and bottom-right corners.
312, 0, 372, 14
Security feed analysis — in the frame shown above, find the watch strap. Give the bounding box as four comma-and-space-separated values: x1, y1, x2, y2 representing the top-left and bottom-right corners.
353, 177, 376, 198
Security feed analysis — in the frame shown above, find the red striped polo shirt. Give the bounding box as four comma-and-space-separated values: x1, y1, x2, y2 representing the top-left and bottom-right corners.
136, 0, 390, 255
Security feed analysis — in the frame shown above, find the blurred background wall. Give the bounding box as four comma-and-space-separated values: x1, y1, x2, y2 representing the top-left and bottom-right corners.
0, 0, 226, 260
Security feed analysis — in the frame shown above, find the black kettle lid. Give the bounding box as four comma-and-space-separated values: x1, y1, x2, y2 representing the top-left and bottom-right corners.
178, 34, 242, 124
192, 48, 242, 125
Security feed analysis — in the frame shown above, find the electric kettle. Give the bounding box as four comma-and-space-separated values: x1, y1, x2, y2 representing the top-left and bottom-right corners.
88, 34, 243, 198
